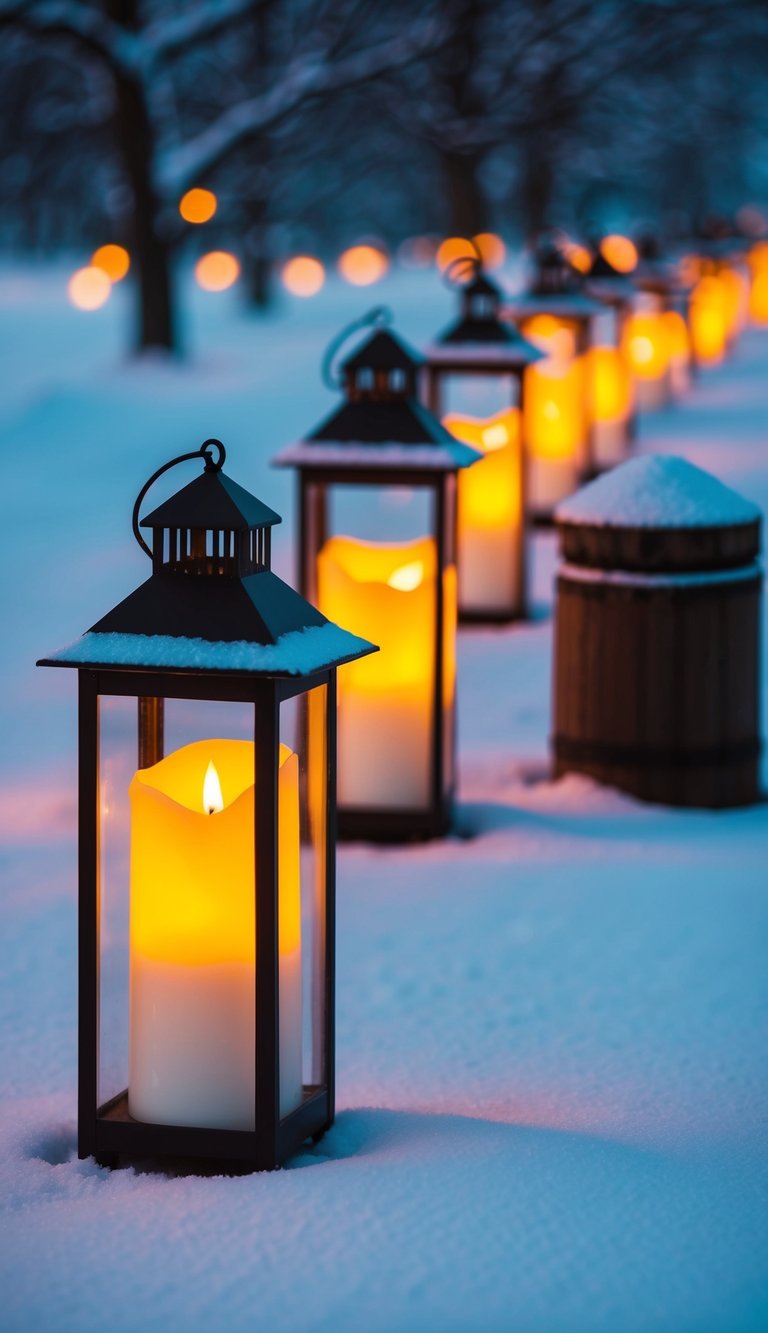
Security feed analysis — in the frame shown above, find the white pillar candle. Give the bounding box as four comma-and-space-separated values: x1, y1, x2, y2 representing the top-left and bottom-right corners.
128, 738, 302, 1130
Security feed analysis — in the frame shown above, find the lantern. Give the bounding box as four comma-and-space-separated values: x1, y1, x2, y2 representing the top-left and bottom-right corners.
274, 314, 480, 840
584, 243, 636, 465
423, 264, 544, 622
626, 235, 692, 407
506, 236, 602, 521
747, 241, 768, 325
37, 439, 374, 1172
687, 220, 751, 361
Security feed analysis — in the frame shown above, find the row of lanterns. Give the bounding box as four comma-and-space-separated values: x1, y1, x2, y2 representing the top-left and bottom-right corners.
40, 228, 757, 1174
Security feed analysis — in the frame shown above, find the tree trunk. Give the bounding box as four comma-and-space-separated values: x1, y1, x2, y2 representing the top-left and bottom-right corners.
439, 148, 489, 237
519, 127, 556, 243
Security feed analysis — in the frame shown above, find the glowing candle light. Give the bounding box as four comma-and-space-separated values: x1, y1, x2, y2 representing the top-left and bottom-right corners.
443, 409, 523, 613
587, 344, 633, 465
690, 275, 729, 365
317, 537, 455, 810
129, 738, 302, 1130
523, 314, 588, 511
622, 310, 672, 411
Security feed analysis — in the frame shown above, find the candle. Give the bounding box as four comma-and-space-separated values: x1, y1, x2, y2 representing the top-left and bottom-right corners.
317, 535, 455, 809
443, 409, 523, 613
689, 275, 729, 365
621, 310, 672, 412
129, 737, 302, 1130
522, 315, 588, 512
587, 345, 633, 466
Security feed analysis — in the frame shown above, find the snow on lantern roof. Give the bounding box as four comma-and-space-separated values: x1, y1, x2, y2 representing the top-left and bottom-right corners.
39, 623, 376, 678
142, 468, 281, 532
556, 455, 762, 530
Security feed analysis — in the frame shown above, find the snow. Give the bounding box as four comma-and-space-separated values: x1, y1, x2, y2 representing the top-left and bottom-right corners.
1, 263, 768, 1333
274, 439, 479, 471
557, 453, 762, 530
43, 624, 375, 675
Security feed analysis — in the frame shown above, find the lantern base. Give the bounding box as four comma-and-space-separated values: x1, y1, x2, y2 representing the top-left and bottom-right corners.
337, 805, 452, 843
458, 604, 529, 627
82, 1085, 332, 1174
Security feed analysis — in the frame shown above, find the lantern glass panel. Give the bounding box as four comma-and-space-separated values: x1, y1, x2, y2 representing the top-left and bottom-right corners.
440, 370, 520, 419
97, 691, 265, 1134
330, 482, 432, 546
278, 682, 328, 1109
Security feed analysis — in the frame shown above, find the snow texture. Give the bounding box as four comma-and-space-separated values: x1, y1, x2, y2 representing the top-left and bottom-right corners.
273, 439, 480, 471
44, 623, 375, 675
1, 264, 767, 1333
557, 452, 762, 529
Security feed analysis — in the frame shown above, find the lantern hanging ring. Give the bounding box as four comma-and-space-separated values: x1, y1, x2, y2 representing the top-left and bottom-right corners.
131, 438, 226, 558
321, 305, 393, 390
443, 242, 483, 291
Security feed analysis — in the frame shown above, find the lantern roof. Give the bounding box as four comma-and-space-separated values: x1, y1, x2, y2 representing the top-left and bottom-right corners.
142, 468, 281, 532
341, 327, 422, 374
39, 440, 376, 677
427, 268, 544, 365
505, 234, 603, 321
273, 319, 481, 474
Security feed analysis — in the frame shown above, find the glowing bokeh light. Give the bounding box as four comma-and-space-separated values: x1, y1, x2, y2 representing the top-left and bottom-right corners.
622, 312, 671, 380
436, 236, 476, 275
91, 244, 130, 282
563, 241, 592, 274
195, 251, 240, 292
282, 255, 325, 297
68, 265, 112, 310
179, 188, 218, 224
473, 233, 506, 270
599, 234, 639, 274
338, 244, 389, 286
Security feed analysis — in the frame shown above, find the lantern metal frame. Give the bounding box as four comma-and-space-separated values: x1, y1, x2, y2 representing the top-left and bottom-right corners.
38, 440, 374, 1173
505, 237, 604, 523
423, 265, 544, 624
274, 316, 480, 842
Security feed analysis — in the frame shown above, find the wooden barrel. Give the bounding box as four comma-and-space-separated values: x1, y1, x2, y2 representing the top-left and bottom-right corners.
552, 455, 762, 807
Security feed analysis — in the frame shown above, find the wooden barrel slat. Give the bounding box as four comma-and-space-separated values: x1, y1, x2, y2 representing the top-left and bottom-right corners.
553, 499, 762, 808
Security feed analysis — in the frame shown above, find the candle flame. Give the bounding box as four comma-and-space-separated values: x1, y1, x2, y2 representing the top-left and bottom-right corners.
481, 422, 509, 451
203, 760, 224, 815
387, 560, 424, 592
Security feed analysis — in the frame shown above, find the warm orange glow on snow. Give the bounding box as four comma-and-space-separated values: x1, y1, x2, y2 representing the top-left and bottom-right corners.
338, 245, 389, 286
91, 244, 130, 283
282, 255, 325, 297
195, 251, 240, 291
68, 266, 112, 310
179, 188, 218, 224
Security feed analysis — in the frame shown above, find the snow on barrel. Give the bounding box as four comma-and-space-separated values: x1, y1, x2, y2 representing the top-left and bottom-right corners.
552, 454, 762, 807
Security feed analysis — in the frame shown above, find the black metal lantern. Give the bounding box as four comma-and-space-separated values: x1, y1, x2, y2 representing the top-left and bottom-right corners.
273, 312, 480, 842
423, 262, 544, 623
506, 236, 603, 522
37, 439, 374, 1173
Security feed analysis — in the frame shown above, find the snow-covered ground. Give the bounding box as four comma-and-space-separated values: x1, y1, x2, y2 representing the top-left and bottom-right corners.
1, 264, 767, 1333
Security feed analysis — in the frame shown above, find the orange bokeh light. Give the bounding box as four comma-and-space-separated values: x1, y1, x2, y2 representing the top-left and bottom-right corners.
622, 312, 671, 380
195, 251, 240, 292
436, 236, 476, 275
179, 188, 218, 224
282, 255, 325, 297
599, 234, 639, 274
91, 244, 130, 283
563, 241, 592, 274
68, 265, 112, 310
473, 233, 506, 270
337, 244, 389, 286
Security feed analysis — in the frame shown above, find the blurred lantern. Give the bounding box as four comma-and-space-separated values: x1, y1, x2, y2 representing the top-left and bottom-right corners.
38, 439, 374, 1173
424, 258, 543, 622
584, 243, 636, 465
282, 256, 325, 297
68, 265, 112, 310
747, 242, 768, 325
625, 235, 691, 407
195, 251, 240, 292
689, 274, 730, 365
91, 245, 130, 283
273, 310, 480, 840
338, 244, 389, 286
506, 236, 603, 520
179, 188, 218, 224
688, 219, 750, 354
